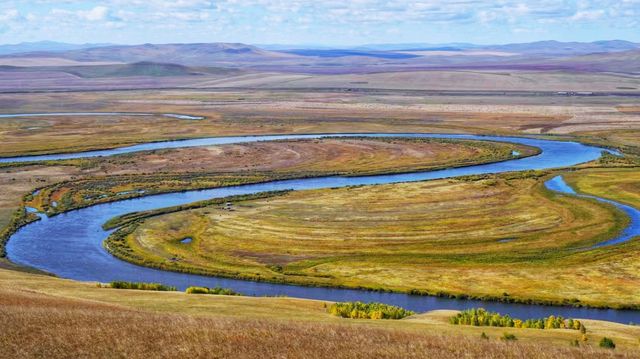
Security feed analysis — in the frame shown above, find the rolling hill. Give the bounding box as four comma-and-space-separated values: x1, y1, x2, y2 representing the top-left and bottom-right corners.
481, 40, 640, 56
548, 49, 640, 73
0, 41, 114, 55
2, 43, 298, 66
0, 61, 240, 78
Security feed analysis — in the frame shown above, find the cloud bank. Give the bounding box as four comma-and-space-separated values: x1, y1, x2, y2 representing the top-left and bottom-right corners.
1, 0, 638, 45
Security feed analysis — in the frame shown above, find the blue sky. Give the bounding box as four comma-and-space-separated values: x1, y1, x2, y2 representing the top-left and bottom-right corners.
1, 1, 639, 46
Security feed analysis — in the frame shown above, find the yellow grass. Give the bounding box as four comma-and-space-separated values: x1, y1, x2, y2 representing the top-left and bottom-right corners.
565, 168, 640, 208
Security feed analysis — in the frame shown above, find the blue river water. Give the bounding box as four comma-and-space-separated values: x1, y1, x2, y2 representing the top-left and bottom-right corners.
5, 133, 640, 324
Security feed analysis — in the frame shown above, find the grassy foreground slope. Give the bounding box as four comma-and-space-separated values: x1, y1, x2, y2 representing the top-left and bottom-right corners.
108, 171, 639, 308
1, 268, 639, 358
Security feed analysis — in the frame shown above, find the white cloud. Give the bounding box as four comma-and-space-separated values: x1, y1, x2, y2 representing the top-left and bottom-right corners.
2, 0, 639, 44
78, 6, 109, 21
0, 9, 20, 21
17, 1, 640, 27
570, 9, 605, 21
48, 6, 113, 23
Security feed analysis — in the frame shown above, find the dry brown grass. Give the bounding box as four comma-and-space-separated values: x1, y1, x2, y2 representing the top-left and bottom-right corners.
77, 138, 532, 176
616, 106, 640, 114
201, 70, 640, 92
1, 288, 632, 359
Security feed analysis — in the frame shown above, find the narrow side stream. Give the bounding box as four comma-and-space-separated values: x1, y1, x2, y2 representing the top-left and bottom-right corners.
545, 176, 640, 247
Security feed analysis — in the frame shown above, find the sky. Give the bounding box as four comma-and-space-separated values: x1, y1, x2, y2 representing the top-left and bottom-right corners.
0, 0, 639, 46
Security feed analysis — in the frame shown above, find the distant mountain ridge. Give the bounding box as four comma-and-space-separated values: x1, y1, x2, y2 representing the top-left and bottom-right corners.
280, 49, 420, 59
0, 41, 114, 55
481, 40, 640, 55
261, 40, 639, 54
0, 61, 241, 78
1, 40, 639, 74
3, 39, 637, 58
2, 42, 295, 66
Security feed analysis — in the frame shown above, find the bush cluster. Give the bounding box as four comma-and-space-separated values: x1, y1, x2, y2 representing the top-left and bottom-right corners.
599, 337, 616, 349
450, 308, 585, 331
185, 286, 241, 296
108, 281, 177, 291
328, 301, 414, 320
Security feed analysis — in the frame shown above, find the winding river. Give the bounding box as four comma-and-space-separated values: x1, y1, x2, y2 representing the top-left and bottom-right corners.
4, 132, 640, 324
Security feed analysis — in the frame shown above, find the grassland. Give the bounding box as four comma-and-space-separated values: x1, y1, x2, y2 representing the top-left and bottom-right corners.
1, 268, 639, 358
105, 169, 640, 309
1, 89, 639, 157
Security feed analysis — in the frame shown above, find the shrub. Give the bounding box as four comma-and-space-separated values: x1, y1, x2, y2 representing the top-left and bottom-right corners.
185, 286, 209, 294
185, 286, 241, 296
0, 207, 40, 257
581, 334, 588, 342
580, 323, 587, 333
328, 302, 414, 320
599, 337, 615, 349
570, 339, 580, 347
108, 281, 176, 291
450, 308, 584, 331
480, 332, 489, 340
502, 333, 517, 341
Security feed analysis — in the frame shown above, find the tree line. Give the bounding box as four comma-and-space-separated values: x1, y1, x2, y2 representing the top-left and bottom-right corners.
450, 308, 586, 331
328, 301, 414, 320
106, 281, 177, 291
185, 286, 242, 296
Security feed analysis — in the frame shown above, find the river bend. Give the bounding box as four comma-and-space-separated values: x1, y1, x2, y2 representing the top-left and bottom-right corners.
5, 133, 640, 324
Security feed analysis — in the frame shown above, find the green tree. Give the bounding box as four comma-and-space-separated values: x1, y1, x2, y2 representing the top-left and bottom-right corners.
599, 337, 615, 349
599, 337, 616, 349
